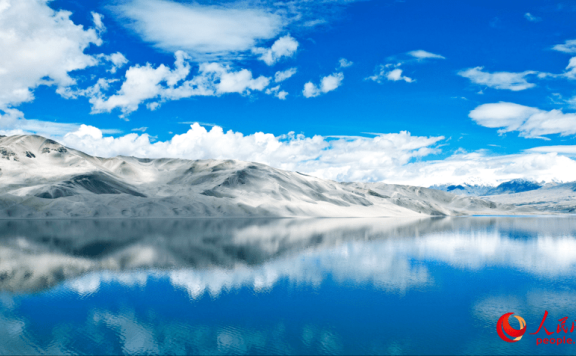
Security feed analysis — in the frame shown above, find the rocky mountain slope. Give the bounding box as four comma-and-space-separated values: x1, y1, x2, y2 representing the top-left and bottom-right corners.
0, 135, 534, 218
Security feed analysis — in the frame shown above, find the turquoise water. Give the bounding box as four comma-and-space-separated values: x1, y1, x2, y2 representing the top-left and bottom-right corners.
1, 217, 576, 354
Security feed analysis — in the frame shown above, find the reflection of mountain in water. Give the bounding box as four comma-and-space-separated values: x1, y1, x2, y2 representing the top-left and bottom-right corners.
1, 217, 576, 294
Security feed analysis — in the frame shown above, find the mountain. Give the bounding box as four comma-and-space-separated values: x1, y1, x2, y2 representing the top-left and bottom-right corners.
429, 183, 493, 196
484, 179, 544, 196
0, 135, 534, 218
431, 179, 549, 196
486, 181, 576, 213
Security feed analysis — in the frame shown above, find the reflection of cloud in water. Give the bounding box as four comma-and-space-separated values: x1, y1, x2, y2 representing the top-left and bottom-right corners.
2, 217, 576, 355
2, 217, 576, 294
168, 241, 430, 298
67, 240, 431, 298
401, 232, 576, 276
63, 221, 576, 298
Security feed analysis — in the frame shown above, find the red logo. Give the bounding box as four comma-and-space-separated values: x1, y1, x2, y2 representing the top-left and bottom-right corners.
497, 312, 527, 343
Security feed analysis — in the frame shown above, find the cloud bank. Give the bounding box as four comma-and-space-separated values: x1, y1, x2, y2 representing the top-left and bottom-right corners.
54, 123, 576, 186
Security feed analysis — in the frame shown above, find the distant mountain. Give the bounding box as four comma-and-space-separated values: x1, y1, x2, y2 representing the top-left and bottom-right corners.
431, 179, 548, 197
484, 179, 544, 196
429, 183, 493, 196
0, 135, 532, 218
486, 181, 576, 213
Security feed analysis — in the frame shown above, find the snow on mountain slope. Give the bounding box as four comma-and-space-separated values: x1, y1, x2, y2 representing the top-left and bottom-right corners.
487, 182, 576, 213
0, 135, 534, 218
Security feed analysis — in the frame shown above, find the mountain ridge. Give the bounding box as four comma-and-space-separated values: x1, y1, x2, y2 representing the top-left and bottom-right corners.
0, 134, 536, 218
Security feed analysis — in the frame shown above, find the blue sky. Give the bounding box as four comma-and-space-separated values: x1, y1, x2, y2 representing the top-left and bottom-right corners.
2, 0, 576, 185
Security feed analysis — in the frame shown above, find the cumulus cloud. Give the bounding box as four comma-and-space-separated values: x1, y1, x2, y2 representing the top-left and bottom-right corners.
88, 51, 270, 116
303, 73, 344, 98
368, 64, 414, 83
115, 0, 284, 60
0, 0, 102, 111
61, 123, 444, 183
469, 102, 576, 139
407, 50, 445, 60
553, 39, 576, 54
274, 68, 297, 82
386, 68, 414, 82
458, 67, 537, 91
524, 12, 541, 22
253, 35, 298, 65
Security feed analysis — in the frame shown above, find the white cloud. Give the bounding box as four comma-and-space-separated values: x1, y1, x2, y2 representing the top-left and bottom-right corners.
553, 39, 576, 54
61, 123, 445, 183
98, 52, 128, 73
303, 73, 344, 98
524, 12, 541, 22
458, 67, 537, 91
115, 0, 283, 60
338, 58, 353, 68
253, 35, 298, 66
0, 108, 120, 138
0, 0, 102, 110
276, 91, 288, 100
526, 145, 576, 155
367, 64, 414, 83
407, 50, 445, 60
563, 57, 576, 79
274, 68, 297, 82
89, 51, 270, 116
388, 150, 576, 186
91, 12, 105, 32
469, 102, 576, 139
265, 85, 288, 100
386, 68, 414, 82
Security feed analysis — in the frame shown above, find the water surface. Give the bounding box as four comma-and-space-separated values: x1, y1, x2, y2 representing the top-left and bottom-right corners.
1, 217, 576, 354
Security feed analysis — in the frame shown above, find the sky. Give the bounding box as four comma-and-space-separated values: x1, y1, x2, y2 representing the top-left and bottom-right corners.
1, 0, 576, 186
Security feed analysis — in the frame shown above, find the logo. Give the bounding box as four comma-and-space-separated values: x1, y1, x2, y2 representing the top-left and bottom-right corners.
497, 312, 527, 343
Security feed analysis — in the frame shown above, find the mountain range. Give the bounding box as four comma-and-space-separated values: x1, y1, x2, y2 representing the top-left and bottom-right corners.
0, 134, 535, 218
430, 179, 548, 196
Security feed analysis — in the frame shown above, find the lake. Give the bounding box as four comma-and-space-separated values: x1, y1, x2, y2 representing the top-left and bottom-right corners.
1, 216, 576, 355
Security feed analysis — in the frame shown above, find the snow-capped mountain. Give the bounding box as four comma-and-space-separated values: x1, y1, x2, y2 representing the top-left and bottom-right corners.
428, 183, 494, 196
484, 179, 544, 196
430, 179, 556, 196
0, 135, 532, 218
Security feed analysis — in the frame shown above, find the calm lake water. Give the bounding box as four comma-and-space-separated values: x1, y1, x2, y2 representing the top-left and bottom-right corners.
1, 216, 576, 355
